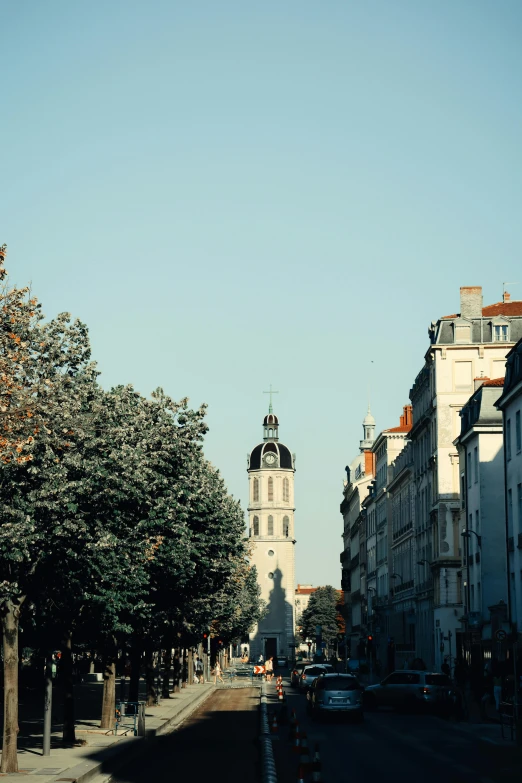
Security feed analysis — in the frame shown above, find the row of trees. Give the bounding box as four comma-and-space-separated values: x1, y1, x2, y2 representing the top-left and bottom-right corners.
0, 246, 264, 772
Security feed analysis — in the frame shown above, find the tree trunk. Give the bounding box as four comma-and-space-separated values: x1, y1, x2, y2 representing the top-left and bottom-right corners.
162, 647, 172, 698
145, 649, 156, 707
100, 638, 117, 729
128, 638, 141, 703
1, 596, 25, 773
181, 648, 187, 688
173, 651, 181, 693
61, 631, 76, 745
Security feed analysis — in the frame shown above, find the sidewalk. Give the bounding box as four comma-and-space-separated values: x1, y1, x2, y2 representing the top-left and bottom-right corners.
0, 683, 214, 783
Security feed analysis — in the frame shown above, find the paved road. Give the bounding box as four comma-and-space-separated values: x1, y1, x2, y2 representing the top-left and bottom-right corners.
270, 678, 522, 783
110, 687, 260, 783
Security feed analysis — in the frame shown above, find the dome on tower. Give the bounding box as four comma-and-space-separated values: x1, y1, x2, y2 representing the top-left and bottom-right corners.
263, 413, 279, 426
363, 405, 375, 426
248, 441, 294, 471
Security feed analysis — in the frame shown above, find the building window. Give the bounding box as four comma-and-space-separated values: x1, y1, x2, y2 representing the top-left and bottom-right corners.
267, 515, 274, 535
268, 549, 275, 557
516, 411, 521, 453
507, 419, 512, 461
467, 452, 472, 488
253, 478, 259, 502
455, 361, 472, 392
283, 515, 290, 537
474, 447, 478, 484
475, 510, 480, 533
517, 484, 522, 530
253, 516, 259, 536
268, 477, 274, 501
455, 324, 471, 343
283, 477, 289, 503
493, 324, 509, 342
268, 571, 274, 579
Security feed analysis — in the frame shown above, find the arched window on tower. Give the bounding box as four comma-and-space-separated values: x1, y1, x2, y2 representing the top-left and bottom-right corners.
253, 516, 259, 536
267, 515, 274, 536
283, 477, 289, 503
253, 477, 259, 502
283, 516, 290, 537
268, 477, 274, 501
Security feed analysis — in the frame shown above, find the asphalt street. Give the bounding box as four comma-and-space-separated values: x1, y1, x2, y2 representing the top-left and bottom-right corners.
109, 687, 260, 783
270, 677, 522, 783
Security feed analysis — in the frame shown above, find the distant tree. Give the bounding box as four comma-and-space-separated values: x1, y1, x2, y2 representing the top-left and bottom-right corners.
300, 586, 342, 649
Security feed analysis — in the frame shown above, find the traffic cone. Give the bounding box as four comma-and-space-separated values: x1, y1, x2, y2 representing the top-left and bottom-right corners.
292, 724, 302, 753
271, 713, 278, 734
278, 688, 285, 701
297, 765, 307, 783
312, 742, 322, 782
299, 732, 311, 771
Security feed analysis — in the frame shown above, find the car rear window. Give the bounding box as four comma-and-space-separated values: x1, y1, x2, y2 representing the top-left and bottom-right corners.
305, 667, 328, 676
320, 677, 359, 691
425, 675, 451, 686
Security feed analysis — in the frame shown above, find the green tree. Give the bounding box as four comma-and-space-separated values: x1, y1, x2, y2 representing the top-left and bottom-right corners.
300, 586, 342, 649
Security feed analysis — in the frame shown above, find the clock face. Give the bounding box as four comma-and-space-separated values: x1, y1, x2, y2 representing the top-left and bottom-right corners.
264, 453, 276, 466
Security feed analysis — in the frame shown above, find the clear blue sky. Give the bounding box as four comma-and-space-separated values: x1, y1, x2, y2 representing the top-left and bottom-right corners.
2, 1, 521, 587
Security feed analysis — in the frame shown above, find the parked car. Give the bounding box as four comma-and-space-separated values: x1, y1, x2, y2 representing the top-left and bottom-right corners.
306, 673, 364, 721
290, 661, 308, 688
364, 670, 453, 712
298, 664, 334, 692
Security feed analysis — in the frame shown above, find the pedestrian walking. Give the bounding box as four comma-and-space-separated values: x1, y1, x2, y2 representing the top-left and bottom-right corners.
213, 660, 224, 685
265, 656, 274, 681
196, 656, 204, 683
258, 653, 264, 664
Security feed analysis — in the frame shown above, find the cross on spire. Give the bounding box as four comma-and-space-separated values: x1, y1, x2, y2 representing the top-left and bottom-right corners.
263, 384, 279, 414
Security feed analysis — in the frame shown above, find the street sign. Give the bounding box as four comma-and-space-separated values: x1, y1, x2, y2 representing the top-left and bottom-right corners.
495, 629, 507, 641
253, 665, 265, 675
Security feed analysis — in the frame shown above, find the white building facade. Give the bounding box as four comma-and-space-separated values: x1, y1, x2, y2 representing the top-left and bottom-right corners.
496, 337, 522, 638
247, 409, 296, 660
410, 287, 522, 670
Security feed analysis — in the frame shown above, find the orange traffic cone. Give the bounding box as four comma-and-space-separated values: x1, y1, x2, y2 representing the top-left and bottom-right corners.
278, 688, 285, 701
271, 714, 279, 734
312, 742, 322, 782
292, 724, 302, 753
299, 732, 311, 771
297, 765, 307, 783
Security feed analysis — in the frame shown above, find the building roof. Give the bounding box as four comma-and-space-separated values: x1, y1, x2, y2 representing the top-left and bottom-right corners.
482, 378, 505, 387
249, 441, 294, 470
442, 301, 522, 319
383, 425, 412, 433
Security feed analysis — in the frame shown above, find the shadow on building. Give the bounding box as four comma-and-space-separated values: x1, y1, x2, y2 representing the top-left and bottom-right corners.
250, 567, 295, 660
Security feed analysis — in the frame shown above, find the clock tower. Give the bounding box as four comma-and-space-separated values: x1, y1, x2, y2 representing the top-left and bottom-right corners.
247, 403, 296, 661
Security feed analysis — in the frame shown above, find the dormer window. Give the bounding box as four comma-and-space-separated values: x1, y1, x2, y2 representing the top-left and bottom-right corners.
493, 324, 509, 342
453, 319, 471, 343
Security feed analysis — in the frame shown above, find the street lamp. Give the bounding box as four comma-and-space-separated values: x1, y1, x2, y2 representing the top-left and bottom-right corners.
461, 529, 482, 548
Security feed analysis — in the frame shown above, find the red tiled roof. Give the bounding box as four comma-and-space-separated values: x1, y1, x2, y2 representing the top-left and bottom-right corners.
383, 425, 412, 433
442, 301, 522, 319
482, 378, 505, 387
295, 587, 317, 595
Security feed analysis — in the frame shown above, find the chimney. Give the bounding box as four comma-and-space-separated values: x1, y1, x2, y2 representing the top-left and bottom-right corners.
460, 286, 483, 319
403, 405, 413, 428
364, 450, 375, 477
503, 290, 511, 303
474, 374, 489, 391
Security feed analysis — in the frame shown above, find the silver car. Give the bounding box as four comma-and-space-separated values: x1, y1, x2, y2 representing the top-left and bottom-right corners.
307, 673, 364, 721
365, 670, 453, 712
298, 663, 334, 692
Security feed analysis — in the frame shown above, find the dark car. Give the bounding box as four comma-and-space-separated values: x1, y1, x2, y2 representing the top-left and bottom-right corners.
307, 673, 364, 721
290, 661, 308, 688
365, 671, 453, 712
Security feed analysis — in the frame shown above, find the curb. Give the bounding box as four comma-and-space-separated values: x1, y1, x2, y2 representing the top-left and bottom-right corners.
432, 715, 514, 748
259, 682, 277, 783
51, 685, 215, 783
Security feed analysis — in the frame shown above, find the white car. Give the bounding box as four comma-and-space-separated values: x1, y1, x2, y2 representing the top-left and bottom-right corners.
298, 664, 334, 692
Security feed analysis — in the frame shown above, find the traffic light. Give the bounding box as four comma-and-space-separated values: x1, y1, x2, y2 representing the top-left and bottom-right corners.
367, 635, 373, 654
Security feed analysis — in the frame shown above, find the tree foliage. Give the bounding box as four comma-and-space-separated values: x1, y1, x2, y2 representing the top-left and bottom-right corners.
300, 586, 342, 645
0, 247, 263, 771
